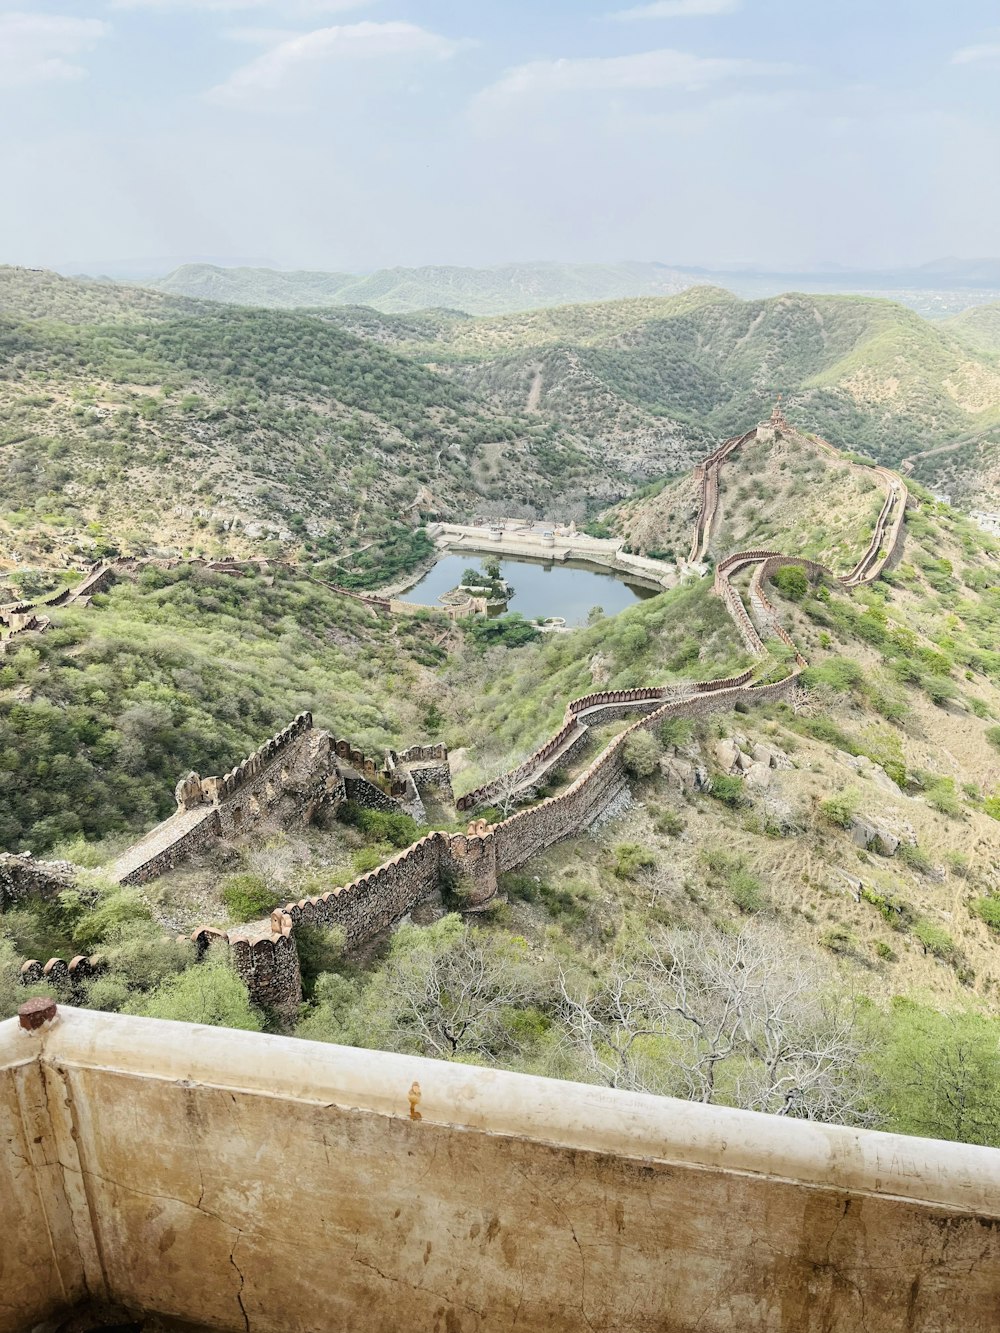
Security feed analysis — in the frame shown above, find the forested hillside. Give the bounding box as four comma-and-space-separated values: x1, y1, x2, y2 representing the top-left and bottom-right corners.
376, 288, 1000, 468
0, 267, 645, 581
947, 302, 1000, 353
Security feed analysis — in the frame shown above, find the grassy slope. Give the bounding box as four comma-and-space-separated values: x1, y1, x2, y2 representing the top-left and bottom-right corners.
0, 563, 749, 855
0, 564, 454, 852
610, 429, 886, 570
946, 302, 1000, 354
483, 484, 1000, 1021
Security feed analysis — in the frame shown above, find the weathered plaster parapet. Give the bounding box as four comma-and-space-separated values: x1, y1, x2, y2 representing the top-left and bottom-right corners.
2, 1005, 1000, 1333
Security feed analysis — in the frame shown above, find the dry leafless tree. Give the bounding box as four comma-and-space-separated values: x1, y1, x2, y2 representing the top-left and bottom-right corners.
559, 922, 879, 1127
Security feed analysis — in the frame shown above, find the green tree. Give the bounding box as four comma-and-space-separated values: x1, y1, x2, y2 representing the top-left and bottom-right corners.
139, 952, 263, 1031
881, 1001, 1000, 1146
772, 565, 809, 601
622, 730, 660, 778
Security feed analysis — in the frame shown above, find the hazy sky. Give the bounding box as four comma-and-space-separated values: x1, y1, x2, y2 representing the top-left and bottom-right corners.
2, 0, 999, 274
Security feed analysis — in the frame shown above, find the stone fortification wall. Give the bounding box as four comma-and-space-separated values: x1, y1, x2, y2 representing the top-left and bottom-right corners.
395, 743, 448, 765
194, 711, 314, 808
0, 853, 75, 911
266, 672, 799, 987
113, 714, 347, 887
491, 675, 798, 876
281, 833, 448, 949
19, 954, 100, 991
455, 717, 585, 813
688, 427, 759, 562
5, 1006, 1000, 1333
113, 807, 222, 887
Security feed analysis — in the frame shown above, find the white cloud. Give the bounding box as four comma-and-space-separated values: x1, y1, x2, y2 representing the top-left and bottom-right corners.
611, 0, 740, 19
477, 48, 787, 108
0, 13, 108, 88
951, 43, 1000, 66
207, 20, 462, 105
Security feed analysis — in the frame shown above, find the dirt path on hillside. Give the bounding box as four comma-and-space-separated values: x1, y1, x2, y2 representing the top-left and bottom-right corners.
526, 365, 543, 413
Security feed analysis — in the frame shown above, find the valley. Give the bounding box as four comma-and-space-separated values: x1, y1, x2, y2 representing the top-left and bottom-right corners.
3, 269, 1000, 1151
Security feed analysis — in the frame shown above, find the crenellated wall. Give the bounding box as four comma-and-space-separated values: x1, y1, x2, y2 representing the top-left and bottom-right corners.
8, 412, 911, 1021
111, 714, 347, 886
18, 954, 101, 991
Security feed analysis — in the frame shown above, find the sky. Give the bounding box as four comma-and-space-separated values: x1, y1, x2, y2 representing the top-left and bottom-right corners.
1, 0, 999, 275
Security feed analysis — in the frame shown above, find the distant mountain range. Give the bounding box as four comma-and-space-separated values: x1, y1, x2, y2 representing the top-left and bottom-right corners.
149, 259, 1000, 319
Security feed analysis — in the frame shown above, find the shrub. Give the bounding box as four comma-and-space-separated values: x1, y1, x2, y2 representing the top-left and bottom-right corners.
658, 717, 694, 750
924, 778, 962, 817
860, 885, 914, 930
709, 774, 747, 808
339, 802, 420, 849
897, 842, 932, 875
986, 726, 1000, 753
655, 808, 685, 837
820, 927, 854, 954
140, 952, 263, 1030
700, 849, 767, 913
986, 792, 1000, 823
622, 730, 661, 779
73, 889, 154, 952
913, 919, 957, 961
819, 788, 860, 829
971, 898, 1000, 931
221, 873, 279, 921
295, 923, 347, 997
729, 870, 765, 914
924, 675, 957, 707
613, 843, 656, 879
771, 565, 809, 601
874, 940, 897, 961
352, 848, 389, 875
802, 657, 863, 693
503, 871, 592, 923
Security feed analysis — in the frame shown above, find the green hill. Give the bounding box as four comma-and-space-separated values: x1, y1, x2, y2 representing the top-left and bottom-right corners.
946, 302, 1000, 354
0, 269, 639, 577
392, 289, 1000, 466
153, 260, 698, 316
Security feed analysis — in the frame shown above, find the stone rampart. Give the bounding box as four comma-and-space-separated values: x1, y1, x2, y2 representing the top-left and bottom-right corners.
455, 718, 584, 812
0, 853, 75, 911
396, 743, 448, 764
19, 954, 101, 990
113, 807, 222, 887
490, 674, 798, 876
228, 912, 301, 1015
282, 833, 447, 948
113, 715, 346, 886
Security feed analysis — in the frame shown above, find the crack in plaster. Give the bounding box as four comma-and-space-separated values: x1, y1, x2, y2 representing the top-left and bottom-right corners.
230, 1233, 250, 1333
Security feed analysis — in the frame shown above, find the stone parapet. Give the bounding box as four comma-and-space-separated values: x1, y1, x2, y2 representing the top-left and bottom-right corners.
5, 1006, 998, 1333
